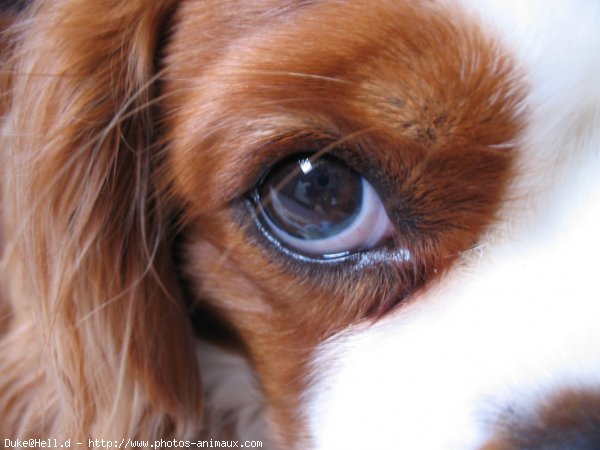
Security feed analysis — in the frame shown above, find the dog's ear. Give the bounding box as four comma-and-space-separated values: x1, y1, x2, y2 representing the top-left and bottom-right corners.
1, 0, 202, 439
0, 3, 20, 117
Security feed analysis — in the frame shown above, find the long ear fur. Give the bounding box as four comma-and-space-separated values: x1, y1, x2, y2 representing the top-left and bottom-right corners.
0, 0, 202, 439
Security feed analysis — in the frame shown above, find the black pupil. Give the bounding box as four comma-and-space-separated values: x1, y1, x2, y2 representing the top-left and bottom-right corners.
258, 156, 363, 240
317, 174, 329, 187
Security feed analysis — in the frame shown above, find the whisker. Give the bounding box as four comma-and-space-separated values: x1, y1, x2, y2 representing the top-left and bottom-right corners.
0, 70, 91, 78
252, 127, 379, 227
225, 70, 352, 85
162, 69, 354, 86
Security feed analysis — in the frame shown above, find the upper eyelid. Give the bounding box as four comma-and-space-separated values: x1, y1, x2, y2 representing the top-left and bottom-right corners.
245, 136, 381, 196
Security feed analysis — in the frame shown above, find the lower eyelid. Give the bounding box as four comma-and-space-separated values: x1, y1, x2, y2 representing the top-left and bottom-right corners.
255, 177, 395, 258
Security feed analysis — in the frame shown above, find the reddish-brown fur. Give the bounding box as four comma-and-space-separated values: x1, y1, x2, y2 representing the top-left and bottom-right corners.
164, 1, 524, 442
481, 390, 600, 449
1, 0, 524, 447
1, 0, 202, 439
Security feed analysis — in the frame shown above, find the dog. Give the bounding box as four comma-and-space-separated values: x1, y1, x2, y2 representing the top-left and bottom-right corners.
1, 0, 599, 448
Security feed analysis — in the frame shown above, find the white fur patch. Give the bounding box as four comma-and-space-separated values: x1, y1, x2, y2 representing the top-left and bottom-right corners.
305, 1, 600, 448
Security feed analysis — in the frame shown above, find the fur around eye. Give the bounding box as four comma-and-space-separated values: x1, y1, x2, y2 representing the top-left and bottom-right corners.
253, 155, 394, 257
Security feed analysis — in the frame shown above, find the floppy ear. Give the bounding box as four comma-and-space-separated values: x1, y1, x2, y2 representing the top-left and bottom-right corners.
1, 0, 202, 439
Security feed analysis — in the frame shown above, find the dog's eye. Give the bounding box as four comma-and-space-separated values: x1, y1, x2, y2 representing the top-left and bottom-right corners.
253, 155, 394, 257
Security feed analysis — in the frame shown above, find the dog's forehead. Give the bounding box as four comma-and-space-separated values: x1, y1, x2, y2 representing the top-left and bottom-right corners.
162, 0, 524, 213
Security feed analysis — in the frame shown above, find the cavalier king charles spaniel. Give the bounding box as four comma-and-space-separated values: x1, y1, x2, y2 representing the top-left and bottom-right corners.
1, 0, 599, 449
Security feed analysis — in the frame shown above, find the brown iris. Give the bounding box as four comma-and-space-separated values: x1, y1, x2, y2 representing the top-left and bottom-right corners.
257, 156, 363, 241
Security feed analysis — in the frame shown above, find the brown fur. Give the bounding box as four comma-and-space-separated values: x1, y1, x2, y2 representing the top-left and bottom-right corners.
163, 1, 524, 442
0, 0, 524, 447
1, 0, 201, 440
482, 390, 600, 449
